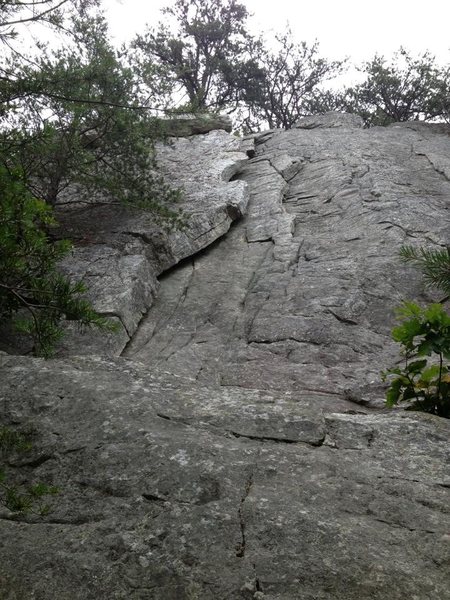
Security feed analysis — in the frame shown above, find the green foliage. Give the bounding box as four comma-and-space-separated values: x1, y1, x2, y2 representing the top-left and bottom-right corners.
0, 427, 32, 453
239, 33, 345, 131
1, 12, 182, 221
134, 1, 346, 132
0, 2, 186, 355
0, 427, 59, 515
382, 302, 450, 417
345, 49, 450, 126
0, 165, 118, 356
400, 245, 450, 297
383, 244, 450, 417
133, 0, 258, 114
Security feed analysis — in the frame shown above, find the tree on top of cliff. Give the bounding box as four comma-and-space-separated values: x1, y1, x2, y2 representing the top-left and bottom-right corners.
1, 6, 180, 217
344, 49, 450, 126
0, 1, 181, 355
238, 31, 346, 131
132, 0, 261, 113
132, 0, 346, 132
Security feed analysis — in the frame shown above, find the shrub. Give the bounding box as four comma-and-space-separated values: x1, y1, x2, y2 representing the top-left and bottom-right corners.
0, 165, 117, 357
383, 244, 450, 418
382, 302, 450, 417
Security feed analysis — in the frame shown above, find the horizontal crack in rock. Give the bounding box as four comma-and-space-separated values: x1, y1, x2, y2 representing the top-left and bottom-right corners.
156, 413, 191, 427
229, 429, 325, 447
12, 454, 54, 468
142, 493, 167, 504
371, 516, 438, 535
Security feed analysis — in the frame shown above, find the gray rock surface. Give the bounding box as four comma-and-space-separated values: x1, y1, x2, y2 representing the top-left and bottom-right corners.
0, 355, 449, 600
1, 114, 450, 599
53, 128, 249, 355
125, 114, 450, 406
294, 112, 364, 129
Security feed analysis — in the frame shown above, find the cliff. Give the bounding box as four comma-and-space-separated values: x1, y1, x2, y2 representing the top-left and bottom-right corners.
1, 113, 449, 599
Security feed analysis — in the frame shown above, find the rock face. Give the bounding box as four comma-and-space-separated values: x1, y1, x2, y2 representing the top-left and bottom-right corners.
125, 115, 450, 406
1, 114, 450, 599
1, 356, 449, 600
53, 126, 249, 355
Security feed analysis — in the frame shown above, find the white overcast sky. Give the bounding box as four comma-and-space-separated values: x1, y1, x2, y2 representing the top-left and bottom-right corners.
105, 0, 450, 68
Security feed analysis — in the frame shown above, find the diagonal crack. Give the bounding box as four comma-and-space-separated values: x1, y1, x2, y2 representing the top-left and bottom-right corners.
327, 309, 359, 326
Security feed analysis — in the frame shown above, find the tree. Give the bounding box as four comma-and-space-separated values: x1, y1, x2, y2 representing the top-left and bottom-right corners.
134, 1, 345, 132
428, 63, 450, 123
0, 2, 182, 355
1, 12, 181, 217
240, 32, 345, 131
345, 49, 450, 126
133, 0, 259, 113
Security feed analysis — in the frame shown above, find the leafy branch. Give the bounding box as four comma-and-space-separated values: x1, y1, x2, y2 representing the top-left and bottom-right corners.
382, 303, 450, 417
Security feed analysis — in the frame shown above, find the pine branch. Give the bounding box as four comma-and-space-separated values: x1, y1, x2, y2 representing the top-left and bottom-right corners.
400, 244, 450, 296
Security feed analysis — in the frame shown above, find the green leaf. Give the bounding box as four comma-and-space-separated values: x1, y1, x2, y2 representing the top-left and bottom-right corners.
406, 359, 427, 374
419, 364, 441, 384
392, 319, 423, 346
385, 379, 403, 406
424, 303, 449, 325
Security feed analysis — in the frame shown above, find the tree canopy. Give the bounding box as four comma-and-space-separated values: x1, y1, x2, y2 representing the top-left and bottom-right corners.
0, 0, 180, 355
239, 32, 345, 131
133, 0, 260, 114
344, 49, 450, 126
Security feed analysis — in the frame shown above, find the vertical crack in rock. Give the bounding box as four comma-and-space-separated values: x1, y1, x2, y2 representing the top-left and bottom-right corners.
235, 467, 256, 558
253, 563, 262, 593
178, 258, 196, 307
154, 260, 197, 362
289, 239, 305, 274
